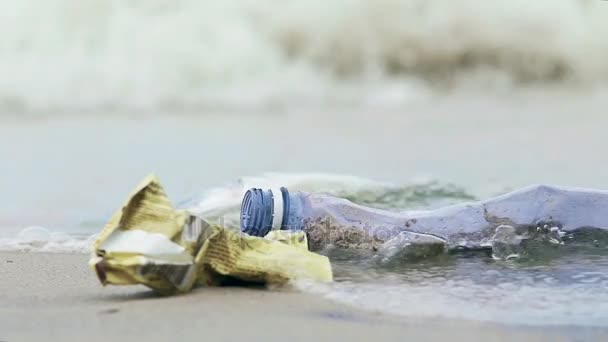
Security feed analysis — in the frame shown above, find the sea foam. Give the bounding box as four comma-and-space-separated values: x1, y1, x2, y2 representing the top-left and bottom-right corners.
2, 0, 608, 114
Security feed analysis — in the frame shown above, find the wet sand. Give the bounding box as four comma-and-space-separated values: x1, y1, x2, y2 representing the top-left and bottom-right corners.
0, 252, 602, 341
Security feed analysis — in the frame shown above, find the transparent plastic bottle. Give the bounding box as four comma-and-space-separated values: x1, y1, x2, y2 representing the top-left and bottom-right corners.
240, 185, 608, 259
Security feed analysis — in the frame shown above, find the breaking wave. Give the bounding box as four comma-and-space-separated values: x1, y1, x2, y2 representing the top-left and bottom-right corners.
2, 0, 608, 114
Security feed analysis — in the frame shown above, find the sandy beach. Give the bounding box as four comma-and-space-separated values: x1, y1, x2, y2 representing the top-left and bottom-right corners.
0, 252, 602, 341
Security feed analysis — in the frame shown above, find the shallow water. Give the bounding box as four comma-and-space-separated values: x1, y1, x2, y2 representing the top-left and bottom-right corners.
299, 239, 608, 327
293, 186, 608, 327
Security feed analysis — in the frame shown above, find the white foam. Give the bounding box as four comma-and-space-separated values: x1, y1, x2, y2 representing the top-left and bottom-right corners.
0, 226, 96, 254
2, 0, 608, 114
184, 172, 395, 216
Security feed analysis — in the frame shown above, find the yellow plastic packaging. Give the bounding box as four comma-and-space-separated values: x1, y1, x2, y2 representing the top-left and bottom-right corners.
89, 175, 333, 293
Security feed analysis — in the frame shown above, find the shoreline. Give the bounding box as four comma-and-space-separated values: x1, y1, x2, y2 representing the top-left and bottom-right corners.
1, 252, 604, 341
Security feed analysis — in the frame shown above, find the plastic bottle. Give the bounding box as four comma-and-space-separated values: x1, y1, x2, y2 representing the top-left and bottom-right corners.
240, 185, 608, 258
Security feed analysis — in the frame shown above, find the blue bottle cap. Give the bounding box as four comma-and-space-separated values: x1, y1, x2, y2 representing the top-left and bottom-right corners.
240, 187, 291, 237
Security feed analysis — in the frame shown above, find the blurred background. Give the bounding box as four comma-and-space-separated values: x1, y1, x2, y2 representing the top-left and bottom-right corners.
2, 0, 608, 233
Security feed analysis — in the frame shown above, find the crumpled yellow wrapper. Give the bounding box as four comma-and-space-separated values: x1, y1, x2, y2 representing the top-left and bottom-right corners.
89, 175, 332, 293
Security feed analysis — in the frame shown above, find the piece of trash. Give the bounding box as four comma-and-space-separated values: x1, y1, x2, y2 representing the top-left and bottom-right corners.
89, 175, 333, 294
239, 186, 584, 256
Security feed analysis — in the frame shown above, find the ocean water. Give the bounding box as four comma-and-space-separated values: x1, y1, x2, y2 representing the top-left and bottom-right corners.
2, 0, 608, 329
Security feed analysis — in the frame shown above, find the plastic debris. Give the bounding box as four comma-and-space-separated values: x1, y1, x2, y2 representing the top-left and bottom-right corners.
89, 175, 332, 293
